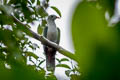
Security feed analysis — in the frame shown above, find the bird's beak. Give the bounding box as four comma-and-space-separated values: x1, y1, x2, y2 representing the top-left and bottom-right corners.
56, 16, 60, 19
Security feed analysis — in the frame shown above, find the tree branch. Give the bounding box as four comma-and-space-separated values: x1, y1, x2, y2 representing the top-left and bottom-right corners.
11, 14, 78, 61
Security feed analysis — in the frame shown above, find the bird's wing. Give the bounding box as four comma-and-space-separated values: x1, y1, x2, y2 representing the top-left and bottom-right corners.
43, 26, 48, 38
43, 26, 56, 71
43, 27, 60, 44
57, 27, 60, 44
43, 26, 48, 52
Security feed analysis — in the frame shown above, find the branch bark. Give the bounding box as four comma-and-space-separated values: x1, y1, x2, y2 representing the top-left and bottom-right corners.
11, 14, 78, 61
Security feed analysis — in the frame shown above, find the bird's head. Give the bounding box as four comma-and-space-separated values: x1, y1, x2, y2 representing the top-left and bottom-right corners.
47, 15, 59, 21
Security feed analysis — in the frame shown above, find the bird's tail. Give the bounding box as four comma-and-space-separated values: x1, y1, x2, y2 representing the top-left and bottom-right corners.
45, 49, 56, 71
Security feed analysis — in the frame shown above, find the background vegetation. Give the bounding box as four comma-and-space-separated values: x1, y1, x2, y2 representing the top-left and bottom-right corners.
0, 0, 120, 80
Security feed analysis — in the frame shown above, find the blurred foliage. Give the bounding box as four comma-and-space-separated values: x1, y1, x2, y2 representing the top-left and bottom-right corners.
0, 0, 64, 80
51, 6, 62, 17
1, 0, 119, 80
72, 0, 120, 80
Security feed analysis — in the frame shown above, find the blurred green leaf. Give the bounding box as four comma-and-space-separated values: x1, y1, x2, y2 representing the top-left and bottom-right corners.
9, 0, 21, 4
3, 0, 8, 4
42, 19, 47, 26
60, 58, 69, 62
38, 60, 45, 66
98, 0, 115, 17
31, 0, 35, 3
35, 6, 48, 17
46, 0, 49, 3
37, 24, 43, 35
51, 6, 61, 17
0, 0, 60, 79
65, 70, 71, 77
72, 1, 118, 77
0, 14, 13, 25
56, 58, 60, 63
46, 72, 57, 80
25, 52, 39, 59
56, 64, 71, 69
70, 74, 80, 80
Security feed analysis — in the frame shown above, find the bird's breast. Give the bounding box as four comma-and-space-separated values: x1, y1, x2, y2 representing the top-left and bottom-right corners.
47, 28, 58, 43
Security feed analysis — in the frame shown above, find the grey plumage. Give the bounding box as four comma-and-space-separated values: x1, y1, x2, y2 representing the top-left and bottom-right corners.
43, 15, 60, 71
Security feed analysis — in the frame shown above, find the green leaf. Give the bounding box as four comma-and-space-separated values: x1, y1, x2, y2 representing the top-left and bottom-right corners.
56, 64, 71, 69
46, 73, 57, 80
65, 70, 71, 77
31, 0, 35, 3
46, 0, 49, 3
42, 19, 47, 26
35, 6, 48, 17
70, 74, 80, 80
98, 0, 115, 17
72, 1, 118, 77
38, 60, 45, 66
3, 0, 7, 4
51, 6, 61, 17
60, 58, 69, 62
56, 58, 61, 63
37, 24, 43, 35
26, 52, 39, 59
37, 0, 41, 5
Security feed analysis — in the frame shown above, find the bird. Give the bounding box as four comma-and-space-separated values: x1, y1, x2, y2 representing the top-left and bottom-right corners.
43, 15, 60, 71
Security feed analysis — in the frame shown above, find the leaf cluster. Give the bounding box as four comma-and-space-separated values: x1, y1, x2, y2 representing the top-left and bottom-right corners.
0, 0, 61, 80
72, 0, 120, 80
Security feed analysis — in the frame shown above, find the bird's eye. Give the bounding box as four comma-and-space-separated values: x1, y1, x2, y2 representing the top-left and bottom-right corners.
51, 16, 53, 18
